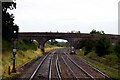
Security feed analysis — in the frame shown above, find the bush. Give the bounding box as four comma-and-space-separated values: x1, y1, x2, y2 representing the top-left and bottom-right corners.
17, 40, 37, 51
114, 40, 120, 58
76, 39, 96, 55
2, 40, 12, 52
104, 53, 119, 62
84, 39, 96, 53
86, 51, 97, 58
95, 36, 111, 57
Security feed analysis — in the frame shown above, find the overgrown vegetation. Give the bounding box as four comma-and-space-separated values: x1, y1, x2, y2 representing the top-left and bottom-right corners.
76, 50, 119, 80
2, 39, 62, 79
17, 40, 37, 51
76, 30, 114, 57
114, 40, 120, 58
2, 39, 37, 52
95, 36, 111, 57
76, 29, 120, 80
2, 39, 41, 79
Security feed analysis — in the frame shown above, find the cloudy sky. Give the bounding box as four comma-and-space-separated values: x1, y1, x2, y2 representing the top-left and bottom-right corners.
8, 0, 120, 34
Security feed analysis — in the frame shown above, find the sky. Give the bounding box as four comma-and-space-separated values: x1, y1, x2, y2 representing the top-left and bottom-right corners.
8, 0, 120, 34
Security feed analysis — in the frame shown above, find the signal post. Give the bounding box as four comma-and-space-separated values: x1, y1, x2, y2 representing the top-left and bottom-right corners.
11, 25, 18, 73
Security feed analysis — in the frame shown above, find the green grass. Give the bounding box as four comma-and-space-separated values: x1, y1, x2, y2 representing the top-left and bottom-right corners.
76, 49, 120, 80
104, 53, 119, 62
2, 39, 62, 79
2, 40, 40, 79
2, 49, 42, 79
45, 42, 60, 48
17, 40, 37, 51
2, 40, 12, 52
83, 57, 119, 80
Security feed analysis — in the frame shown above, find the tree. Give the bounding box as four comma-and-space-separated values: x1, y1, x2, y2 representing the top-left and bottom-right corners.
95, 36, 111, 57
75, 38, 96, 55
90, 29, 97, 34
114, 40, 120, 58
50, 39, 58, 45
100, 30, 105, 34
90, 29, 105, 35
74, 40, 85, 49
84, 39, 96, 55
2, 2, 17, 40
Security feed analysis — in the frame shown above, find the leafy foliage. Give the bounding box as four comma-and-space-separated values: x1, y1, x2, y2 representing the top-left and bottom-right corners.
95, 36, 111, 57
90, 29, 105, 34
2, 2, 18, 40
2, 39, 12, 52
17, 40, 37, 51
2, 39, 37, 52
84, 39, 96, 55
76, 30, 113, 57
114, 39, 120, 58
75, 38, 96, 55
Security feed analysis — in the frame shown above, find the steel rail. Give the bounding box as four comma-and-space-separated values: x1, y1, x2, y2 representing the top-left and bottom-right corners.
61, 56, 78, 80
64, 52, 95, 80
76, 56, 112, 80
56, 55, 62, 80
29, 52, 51, 80
48, 53, 54, 80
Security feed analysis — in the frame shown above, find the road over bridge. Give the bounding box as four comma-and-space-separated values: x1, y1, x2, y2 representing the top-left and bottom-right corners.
18, 32, 119, 52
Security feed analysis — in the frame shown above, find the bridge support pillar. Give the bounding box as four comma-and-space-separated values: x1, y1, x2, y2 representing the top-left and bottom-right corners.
39, 44, 45, 53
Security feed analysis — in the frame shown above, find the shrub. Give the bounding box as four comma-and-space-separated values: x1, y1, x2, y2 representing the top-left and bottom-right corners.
114, 40, 120, 58
104, 53, 119, 62
17, 40, 37, 51
76, 39, 96, 55
84, 39, 96, 54
95, 36, 111, 57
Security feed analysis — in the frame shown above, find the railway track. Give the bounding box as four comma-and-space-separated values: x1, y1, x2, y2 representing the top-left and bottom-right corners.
49, 53, 62, 80
29, 51, 53, 80
64, 52, 112, 80
29, 50, 62, 80
61, 55, 93, 80
28, 49, 111, 80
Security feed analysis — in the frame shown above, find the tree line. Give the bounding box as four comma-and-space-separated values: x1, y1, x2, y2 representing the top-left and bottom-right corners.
75, 29, 120, 57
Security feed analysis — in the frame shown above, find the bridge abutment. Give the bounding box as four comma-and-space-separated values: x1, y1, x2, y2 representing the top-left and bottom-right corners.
39, 44, 45, 53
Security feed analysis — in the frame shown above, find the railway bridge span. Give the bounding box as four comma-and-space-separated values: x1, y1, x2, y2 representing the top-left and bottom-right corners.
18, 32, 119, 52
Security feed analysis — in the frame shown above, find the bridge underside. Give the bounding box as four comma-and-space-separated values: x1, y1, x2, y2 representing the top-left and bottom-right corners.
19, 37, 82, 52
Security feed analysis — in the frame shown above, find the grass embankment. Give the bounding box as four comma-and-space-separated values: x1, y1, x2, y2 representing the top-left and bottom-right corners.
76, 49, 120, 80
2, 40, 42, 78
2, 40, 61, 79
45, 42, 63, 52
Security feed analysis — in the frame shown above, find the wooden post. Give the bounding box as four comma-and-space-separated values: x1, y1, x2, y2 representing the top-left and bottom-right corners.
8, 64, 10, 75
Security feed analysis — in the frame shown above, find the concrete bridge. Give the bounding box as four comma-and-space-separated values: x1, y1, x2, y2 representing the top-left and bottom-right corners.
18, 32, 119, 52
